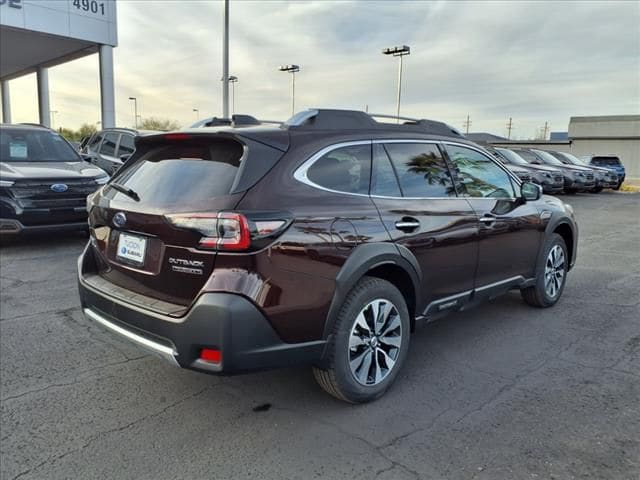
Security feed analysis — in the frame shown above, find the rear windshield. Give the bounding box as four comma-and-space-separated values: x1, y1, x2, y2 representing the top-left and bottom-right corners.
106, 138, 243, 207
591, 156, 621, 166
0, 128, 79, 162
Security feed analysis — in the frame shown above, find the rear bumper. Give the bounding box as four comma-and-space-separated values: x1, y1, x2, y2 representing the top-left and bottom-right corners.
78, 249, 325, 374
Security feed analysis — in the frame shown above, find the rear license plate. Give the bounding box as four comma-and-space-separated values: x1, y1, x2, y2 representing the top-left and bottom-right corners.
117, 233, 147, 266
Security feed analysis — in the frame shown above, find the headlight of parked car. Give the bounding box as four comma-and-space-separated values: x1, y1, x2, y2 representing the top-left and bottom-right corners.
95, 175, 109, 185
0, 179, 15, 187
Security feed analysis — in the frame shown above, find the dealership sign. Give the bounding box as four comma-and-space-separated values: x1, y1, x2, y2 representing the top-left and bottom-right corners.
0, 0, 117, 47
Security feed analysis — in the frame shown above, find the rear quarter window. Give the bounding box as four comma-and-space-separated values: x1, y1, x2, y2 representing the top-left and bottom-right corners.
305, 144, 371, 194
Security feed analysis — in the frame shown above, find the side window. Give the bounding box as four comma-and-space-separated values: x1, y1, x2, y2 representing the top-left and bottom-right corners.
384, 142, 456, 197
371, 144, 401, 197
306, 144, 371, 194
446, 145, 516, 198
88, 133, 103, 151
117, 134, 135, 157
99, 133, 119, 156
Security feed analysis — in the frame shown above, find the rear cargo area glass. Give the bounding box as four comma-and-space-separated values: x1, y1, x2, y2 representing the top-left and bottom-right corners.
106, 138, 243, 207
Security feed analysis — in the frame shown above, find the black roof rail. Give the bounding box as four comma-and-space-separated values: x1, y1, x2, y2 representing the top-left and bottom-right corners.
282, 109, 464, 138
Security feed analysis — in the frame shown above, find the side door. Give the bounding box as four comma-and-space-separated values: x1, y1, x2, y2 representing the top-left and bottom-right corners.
96, 132, 121, 175
86, 132, 104, 165
370, 141, 479, 317
442, 143, 543, 297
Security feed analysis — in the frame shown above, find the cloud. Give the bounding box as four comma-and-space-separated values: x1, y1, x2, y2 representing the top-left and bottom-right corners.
4, 0, 639, 138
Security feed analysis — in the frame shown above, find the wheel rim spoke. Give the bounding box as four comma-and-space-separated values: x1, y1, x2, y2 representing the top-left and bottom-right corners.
379, 333, 401, 349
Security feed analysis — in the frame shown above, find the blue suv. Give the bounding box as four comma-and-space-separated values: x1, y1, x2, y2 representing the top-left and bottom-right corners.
582, 155, 625, 190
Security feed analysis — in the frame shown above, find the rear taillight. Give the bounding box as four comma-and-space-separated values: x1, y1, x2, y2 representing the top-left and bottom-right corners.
166, 212, 250, 251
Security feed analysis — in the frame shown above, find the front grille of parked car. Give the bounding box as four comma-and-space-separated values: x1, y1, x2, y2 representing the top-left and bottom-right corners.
9, 179, 99, 201
553, 175, 563, 184
585, 173, 594, 182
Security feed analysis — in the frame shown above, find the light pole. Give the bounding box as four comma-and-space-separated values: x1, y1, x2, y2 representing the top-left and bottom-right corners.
278, 64, 300, 116
228, 76, 238, 115
382, 45, 410, 122
222, 0, 230, 118
50, 110, 58, 129
193, 108, 199, 120
128, 97, 138, 128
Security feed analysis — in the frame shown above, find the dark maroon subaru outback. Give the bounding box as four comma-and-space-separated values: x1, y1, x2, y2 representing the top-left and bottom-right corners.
78, 109, 578, 403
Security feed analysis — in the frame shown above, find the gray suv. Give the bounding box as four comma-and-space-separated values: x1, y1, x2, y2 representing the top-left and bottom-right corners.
83, 128, 159, 175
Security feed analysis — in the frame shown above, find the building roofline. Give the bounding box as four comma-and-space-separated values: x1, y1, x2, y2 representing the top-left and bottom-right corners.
570, 115, 640, 123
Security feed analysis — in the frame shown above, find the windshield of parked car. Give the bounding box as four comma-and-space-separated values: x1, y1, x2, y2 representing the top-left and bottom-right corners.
556, 152, 585, 165
0, 128, 80, 162
532, 150, 565, 166
496, 148, 530, 166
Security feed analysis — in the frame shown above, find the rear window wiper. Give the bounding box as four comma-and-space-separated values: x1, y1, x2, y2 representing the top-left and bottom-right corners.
110, 182, 140, 202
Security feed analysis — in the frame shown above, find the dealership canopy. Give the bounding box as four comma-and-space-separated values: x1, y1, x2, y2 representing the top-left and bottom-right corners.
0, 0, 118, 127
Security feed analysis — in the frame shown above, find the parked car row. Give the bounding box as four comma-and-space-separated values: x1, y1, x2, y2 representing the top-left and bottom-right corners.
487, 146, 622, 194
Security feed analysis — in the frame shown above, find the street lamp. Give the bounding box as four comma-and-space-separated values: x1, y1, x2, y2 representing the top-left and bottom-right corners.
50, 110, 58, 129
228, 76, 238, 115
382, 45, 410, 122
278, 64, 300, 116
128, 97, 138, 128
193, 108, 199, 120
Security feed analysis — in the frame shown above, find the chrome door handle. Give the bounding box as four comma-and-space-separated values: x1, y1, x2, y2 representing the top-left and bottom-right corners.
395, 220, 420, 231
479, 214, 497, 224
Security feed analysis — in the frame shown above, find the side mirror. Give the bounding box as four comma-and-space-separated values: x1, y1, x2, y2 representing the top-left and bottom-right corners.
81, 153, 92, 162
119, 154, 132, 163
521, 181, 542, 201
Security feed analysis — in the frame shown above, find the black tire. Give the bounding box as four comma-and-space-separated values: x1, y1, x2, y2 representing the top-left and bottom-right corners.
521, 233, 568, 308
591, 187, 603, 193
613, 181, 622, 191
313, 277, 410, 403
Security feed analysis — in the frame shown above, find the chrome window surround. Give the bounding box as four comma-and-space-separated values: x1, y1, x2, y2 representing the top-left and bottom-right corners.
293, 139, 523, 201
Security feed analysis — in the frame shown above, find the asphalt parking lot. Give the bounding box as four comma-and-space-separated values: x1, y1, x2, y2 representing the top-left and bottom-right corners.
1, 191, 639, 480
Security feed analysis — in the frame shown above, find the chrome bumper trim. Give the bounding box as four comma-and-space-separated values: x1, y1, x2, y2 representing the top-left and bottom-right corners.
84, 308, 180, 366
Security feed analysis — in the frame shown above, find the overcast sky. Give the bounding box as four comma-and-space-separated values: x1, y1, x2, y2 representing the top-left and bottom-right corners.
5, 0, 640, 138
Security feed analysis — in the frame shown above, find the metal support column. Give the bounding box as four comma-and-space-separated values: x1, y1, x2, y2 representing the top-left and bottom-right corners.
99, 45, 116, 128
1, 80, 11, 124
37, 67, 51, 127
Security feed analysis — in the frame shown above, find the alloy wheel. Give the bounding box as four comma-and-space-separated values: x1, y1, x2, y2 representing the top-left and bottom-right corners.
348, 299, 402, 386
544, 244, 566, 298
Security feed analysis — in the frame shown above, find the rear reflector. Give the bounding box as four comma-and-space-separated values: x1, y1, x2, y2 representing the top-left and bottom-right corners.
200, 348, 222, 363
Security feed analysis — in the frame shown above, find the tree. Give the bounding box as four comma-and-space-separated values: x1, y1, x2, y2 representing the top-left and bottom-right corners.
77, 123, 98, 140
57, 127, 78, 142
139, 117, 181, 131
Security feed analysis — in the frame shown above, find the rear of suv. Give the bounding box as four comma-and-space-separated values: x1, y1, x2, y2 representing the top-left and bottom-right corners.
582, 154, 625, 190
78, 109, 578, 402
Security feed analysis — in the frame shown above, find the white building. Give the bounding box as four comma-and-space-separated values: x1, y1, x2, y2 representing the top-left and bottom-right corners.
0, 0, 117, 127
